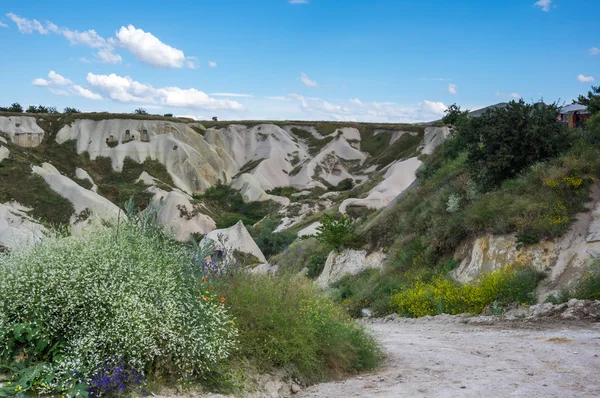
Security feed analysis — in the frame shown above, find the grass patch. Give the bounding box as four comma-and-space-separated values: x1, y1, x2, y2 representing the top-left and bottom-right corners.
194, 183, 279, 229
214, 273, 382, 384
290, 128, 334, 156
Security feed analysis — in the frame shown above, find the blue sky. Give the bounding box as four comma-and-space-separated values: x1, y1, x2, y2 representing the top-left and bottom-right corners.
0, 0, 598, 122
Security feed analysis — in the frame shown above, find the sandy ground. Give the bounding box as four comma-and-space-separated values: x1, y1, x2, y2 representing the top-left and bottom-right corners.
297, 317, 600, 398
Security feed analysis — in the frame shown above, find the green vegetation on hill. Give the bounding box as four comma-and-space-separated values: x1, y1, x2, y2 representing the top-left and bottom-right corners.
194, 183, 279, 229
327, 97, 600, 318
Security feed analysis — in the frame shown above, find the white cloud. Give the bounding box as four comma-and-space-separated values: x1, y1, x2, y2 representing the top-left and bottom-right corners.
0, 21, 7, 28
300, 72, 318, 87
534, 0, 552, 12
6, 12, 48, 34
211, 93, 254, 98
6, 14, 195, 67
289, 0, 309, 3
421, 100, 447, 115
48, 70, 72, 85
578, 74, 595, 83
279, 93, 446, 122
448, 84, 457, 95
114, 25, 193, 68
32, 78, 50, 87
86, 72, 245, 110
72, 85, 102, 100
209, 61, 217, 68
590, 47, 600, 56
510, 93, 522, 99
31, 70, 72, 87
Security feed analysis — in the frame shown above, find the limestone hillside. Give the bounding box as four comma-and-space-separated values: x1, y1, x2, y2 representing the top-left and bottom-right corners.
0, 112, 445, 250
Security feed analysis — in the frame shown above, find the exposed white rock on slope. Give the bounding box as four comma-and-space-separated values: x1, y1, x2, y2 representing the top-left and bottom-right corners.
75, 168, 97, 192
204, 124, 307, 191
149, 187, 216, 242
339, 157, 422, 213
298, 222, 321, 237
291, 136, 367, 189
0, 116, 44, 147
282, 125, 324, 139
0, 145, 9, 163
421, 126, 452, 155
0, 202, 46, 250
201, 220, 267, 264
32, 163, 122, 220
56, 119, 236, 194
335, 127, 361, 141
231, 173, 290, 206
453, 183, 600, 300
316, 249, 386, 288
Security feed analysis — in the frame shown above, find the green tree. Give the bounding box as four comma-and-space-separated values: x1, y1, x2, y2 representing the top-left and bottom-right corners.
442, 103, 469, 126
577, 85, 600, 115
63, 107, 81, 114
8, 103, 23, 113
252, 217, 297, 257
135, 108, 148, 115
316, 213, 356, 252
461, 100, 568, 189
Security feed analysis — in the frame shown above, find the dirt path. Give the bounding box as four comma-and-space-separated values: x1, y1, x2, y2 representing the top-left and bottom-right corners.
297, 316, 600, 398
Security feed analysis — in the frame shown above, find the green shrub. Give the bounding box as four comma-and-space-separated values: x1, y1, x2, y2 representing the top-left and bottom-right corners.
0, 220, 237, 396
271, 238, 330, 276
459, 100, 569, 189
390, 264, 544, 317
252, 217, 297, 258
316, 214, 356, 252
214, 273, 381, 384
569, 258, 600, 301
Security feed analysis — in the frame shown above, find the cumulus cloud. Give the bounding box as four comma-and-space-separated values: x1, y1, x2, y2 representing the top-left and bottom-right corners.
589, 47, 600, 56
31, 70, 72, 87
6, 14, 195, 67
209, 61, 217, 67
86, 72, 245, 110
33, 70, 102, 100
0, 21, 8, 28
534, 0, 552, 12
72, 85, 102, 100
114, 25, 195, 68
578, 74, 595, 83
350, 98, 362, 105
448, 84, 457, 94
300, 72, 318, 87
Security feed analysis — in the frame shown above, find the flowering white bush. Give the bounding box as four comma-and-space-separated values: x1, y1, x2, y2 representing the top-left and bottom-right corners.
0, 220, 237, 396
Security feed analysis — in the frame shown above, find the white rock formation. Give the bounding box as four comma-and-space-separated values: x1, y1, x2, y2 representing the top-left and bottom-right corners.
298, 222, 321, 238
374, 129, 418, 145
204, 124, 308, 191
32, 163, 122, 221
0, 116, 44, 147
421, 126, 452, 155
150, 187, 216, 241
201, 220, 267, 264
340, 157, 422, 213
75, 168, 97, 192
56, 119, 235, 194
0, 202, 47, 250
0, 136, 6, 144
231, 173, 290, 206
316, 249, 386, 287
0, 145, 9, 163
453, 184, 600, 300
